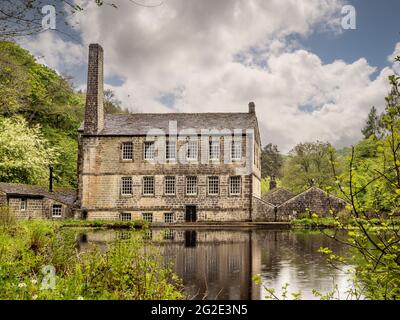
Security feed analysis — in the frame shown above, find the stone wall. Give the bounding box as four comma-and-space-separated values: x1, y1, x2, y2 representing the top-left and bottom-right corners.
252, 197, 276, 221
278, 187, 347, 218
7, 197, 73, 220
78, 135, 260, 221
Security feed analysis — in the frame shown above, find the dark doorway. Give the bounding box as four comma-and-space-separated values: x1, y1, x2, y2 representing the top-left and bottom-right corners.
185, 230, 197, 247
185, 205, 197, 222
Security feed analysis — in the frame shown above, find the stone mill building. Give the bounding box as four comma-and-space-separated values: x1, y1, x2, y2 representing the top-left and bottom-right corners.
77, 44, 264, 223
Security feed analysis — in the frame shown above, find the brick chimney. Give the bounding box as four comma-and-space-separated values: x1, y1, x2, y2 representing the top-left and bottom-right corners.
248, 101, 256, 114
84, 44, 104, 134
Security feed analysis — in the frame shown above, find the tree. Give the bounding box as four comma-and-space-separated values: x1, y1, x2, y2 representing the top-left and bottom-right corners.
0, 116, 58, 185
104, 89, 128, 114
261, 143, 283, 178
361, 106, 382, 139
282, 141, 335, 193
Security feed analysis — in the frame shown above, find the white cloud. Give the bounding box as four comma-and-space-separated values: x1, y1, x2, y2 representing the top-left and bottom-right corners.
19, 0, 398, 152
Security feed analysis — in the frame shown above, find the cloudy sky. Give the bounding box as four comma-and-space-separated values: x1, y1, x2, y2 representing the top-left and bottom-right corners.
19, 0, 400, 152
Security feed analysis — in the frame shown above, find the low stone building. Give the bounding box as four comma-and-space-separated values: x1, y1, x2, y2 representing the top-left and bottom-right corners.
0, 183, 76, 219
278, 186, 348, 218
255, 186, 348, 221
262, 188, 295, 206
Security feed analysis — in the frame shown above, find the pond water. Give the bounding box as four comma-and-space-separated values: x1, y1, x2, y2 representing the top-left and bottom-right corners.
77, 228, 355, 300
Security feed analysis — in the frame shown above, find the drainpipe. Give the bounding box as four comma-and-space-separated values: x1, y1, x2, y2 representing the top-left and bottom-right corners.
49, 163, 53, 193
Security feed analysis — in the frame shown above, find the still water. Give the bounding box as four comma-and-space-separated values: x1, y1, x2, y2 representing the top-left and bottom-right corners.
78, 228, 354, 300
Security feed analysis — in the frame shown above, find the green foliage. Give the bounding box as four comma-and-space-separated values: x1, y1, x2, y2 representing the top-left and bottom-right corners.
282, 141, 337, 193
261, 143, 283, 178
0, 116, 59, 185
0, 41, 127, 189
0, 220, 183, 300
361, 106, 383, 139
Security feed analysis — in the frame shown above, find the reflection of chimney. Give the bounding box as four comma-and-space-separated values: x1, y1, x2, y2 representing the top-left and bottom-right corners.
269, 175, 277, 191
248, 101, 256, 114
49, 163, 53, 193
84, 44, 104, 134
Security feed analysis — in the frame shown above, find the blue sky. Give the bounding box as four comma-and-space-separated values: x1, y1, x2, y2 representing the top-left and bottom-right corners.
302, 0, 400, 70
19, 0, 400, 152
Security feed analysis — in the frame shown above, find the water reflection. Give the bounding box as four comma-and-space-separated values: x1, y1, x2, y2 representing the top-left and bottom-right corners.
77, 228, 353, 300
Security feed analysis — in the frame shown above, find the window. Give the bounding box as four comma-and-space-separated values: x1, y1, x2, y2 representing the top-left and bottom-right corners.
229, 176, 241, 195
164, 213, 174, 224
52, 204, 62, 218
166, 140, 176, 161
208, 176, 219, 195
209, 140, 220, 160
187, 140, 198, 160
121, 177, 133, 195
122, 142, 133, 160
142, 213, 153, 223
231, 140, 242, 161
20, 198, 27, 211
186, 176, 197, 195
143, 176, 155, 195
120, 212, 132, 221
164, 176, 176, 195
144, 141, 155, 160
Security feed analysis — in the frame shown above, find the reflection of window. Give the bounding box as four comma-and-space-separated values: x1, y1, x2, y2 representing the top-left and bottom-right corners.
164, 212, 174, 224
231, 140, 242, 161
144, 141, 155, 160
229, 176, 241, 195
122, 142, 133, 160
52, 205, 62, 218
187, 140, 198, 160
121, 177, 133, 195
143, 230, 153, 240
143, 176, 155, 195
120, 212, 131, 221
142, 213, 153, 223
20, 198, 27, 211
186, 176, 197, 195
208, 176, 219, 195
164, 229, 174, 240
209, 140, 220, 160
165, 141, 176, 160
164, 177, 176, 195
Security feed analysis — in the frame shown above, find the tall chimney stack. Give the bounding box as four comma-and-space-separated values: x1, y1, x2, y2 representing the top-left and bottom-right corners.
248, 101, 256, 114
84, 44, 104, 134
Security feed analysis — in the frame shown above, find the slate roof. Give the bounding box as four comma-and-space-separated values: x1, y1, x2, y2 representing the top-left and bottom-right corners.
262, 188, 295, 206
0, 182, 76, 206
78, 112, 259, 135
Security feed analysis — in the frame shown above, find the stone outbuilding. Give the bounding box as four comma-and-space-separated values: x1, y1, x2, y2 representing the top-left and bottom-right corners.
262, 188, 295, 206
0, 182, 76, 219
277, 186, 348, 218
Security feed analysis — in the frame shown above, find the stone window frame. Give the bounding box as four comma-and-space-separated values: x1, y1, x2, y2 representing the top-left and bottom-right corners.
164, 176, 176, 196
229, 176, 241, 196
209, 139, 220, 161
207, 176, 220, 196
121, 142, 133, 161
20, 198, 27, 211
143, 141, 155, 161
185, 176, 198, 196
164, 212, 174, 224
121, 177, 133, 196
165, 140, 177, 161
186, 140, 198, 161
231, 140, 242, 161
142, 176, 155, 196
52, 204, 62, 218
120, 212, 132, 221
142, 212, 153, 223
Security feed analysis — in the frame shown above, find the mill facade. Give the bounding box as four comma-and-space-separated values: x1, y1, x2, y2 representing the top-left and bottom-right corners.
77, 44, 263, 223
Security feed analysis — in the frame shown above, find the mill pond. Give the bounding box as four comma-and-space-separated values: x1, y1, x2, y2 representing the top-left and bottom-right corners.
77, 228, 354, 300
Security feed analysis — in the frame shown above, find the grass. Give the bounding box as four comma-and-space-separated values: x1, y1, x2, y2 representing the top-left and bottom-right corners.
60, 219, 146, 229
